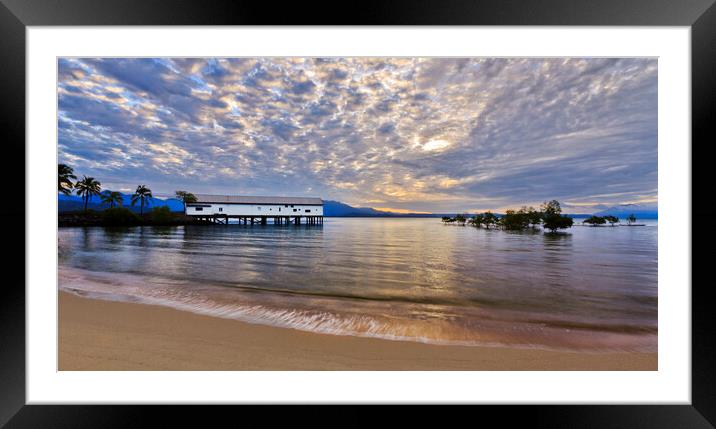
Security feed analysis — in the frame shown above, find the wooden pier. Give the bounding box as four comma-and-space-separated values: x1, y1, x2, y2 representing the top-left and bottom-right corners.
193, 215, 324, 226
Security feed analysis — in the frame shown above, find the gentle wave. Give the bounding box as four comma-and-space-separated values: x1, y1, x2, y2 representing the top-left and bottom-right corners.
59, 266, 656, 352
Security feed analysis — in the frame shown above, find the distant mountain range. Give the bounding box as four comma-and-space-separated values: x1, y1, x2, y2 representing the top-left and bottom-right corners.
58, 194, 657, 219
58, 195, 441, 217
322, 200, 439, 217
593, 203, 657, 219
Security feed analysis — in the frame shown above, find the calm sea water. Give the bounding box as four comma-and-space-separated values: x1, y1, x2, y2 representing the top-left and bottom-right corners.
58, 218, 657, 352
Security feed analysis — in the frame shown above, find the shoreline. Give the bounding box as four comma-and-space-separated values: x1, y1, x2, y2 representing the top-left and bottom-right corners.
59, 291, 657, 371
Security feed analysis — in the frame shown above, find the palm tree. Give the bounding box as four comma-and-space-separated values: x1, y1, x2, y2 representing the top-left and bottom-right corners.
75, 176, 102, 211
101, 190, 124, 208
58, 164, 76, 195
131, 185, 153, 216
627, 214, 637, 225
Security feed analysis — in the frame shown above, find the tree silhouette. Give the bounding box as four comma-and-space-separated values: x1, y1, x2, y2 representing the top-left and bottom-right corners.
526, 206, 542, 228
58, 164, 76, 195
540, 200, 562, 216
583, 215, 607, 226
131, 185, 153, 216
541, 200, 574, 232
482, 211, 499, 229
500, 208, 530, 230
101, 190, 124, 208
604, 215, 619, 226
175, 190, 198, 206
75, 176, 101, 211
469, 213, 484, 227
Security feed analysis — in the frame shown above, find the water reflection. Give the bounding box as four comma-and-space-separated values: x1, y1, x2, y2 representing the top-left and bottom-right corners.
104, 226, 133, 245
58, 218, 657, 351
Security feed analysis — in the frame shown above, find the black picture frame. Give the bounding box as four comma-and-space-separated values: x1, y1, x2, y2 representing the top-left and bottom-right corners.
1, 0, 713, 426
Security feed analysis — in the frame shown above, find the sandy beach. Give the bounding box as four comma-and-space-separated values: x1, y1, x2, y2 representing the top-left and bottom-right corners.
59, 291, 657, 371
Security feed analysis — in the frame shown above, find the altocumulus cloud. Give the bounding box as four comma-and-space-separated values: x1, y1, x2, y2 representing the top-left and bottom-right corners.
58, 57, 657, 212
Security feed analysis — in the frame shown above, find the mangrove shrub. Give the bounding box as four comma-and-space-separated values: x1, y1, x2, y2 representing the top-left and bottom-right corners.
541, 200, 574, 232
583, 215, 607, 226
102, 207, 141, 226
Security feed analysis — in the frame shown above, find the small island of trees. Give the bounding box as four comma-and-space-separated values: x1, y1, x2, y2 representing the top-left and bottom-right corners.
442, 200, 574, 233
442, 202, 649, 234
582, 215, 619, 226
582, 215, 607, 226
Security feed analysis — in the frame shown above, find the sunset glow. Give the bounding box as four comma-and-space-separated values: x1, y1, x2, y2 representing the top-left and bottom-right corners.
58, 58, 657, 212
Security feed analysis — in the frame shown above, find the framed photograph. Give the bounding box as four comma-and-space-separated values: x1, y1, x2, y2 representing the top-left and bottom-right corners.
2, 0, 713, 426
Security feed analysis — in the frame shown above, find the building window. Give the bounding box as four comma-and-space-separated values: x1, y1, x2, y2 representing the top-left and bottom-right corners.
290, 205, 294, 208
219, 207, 223, 212
293, 209, 297, 212
195, 207, 203, 212
279, 207, 281, 212
305, 209, 311, 213
285, 205, 288, 208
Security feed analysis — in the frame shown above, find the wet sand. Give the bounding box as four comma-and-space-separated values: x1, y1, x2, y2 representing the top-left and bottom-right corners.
59, 291, 657, 371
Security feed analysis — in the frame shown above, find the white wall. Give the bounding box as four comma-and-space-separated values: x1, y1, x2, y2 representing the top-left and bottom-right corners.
186, 203, 323, 216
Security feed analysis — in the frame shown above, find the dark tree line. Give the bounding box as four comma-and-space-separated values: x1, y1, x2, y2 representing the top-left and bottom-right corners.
442, 200, 574, 233
583, 215, 619, 226
58, 163, 197, 214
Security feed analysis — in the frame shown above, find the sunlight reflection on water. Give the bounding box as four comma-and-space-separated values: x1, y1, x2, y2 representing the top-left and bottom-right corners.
58, 218, 657, 351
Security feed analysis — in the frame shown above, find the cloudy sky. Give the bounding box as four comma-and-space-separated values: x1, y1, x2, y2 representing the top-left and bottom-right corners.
58, 57, 657, 213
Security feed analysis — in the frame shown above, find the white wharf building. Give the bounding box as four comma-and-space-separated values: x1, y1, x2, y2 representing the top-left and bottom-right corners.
185, 194, 324, 225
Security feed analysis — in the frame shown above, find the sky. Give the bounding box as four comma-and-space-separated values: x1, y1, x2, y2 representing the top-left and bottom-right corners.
58, 57, 657, 213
